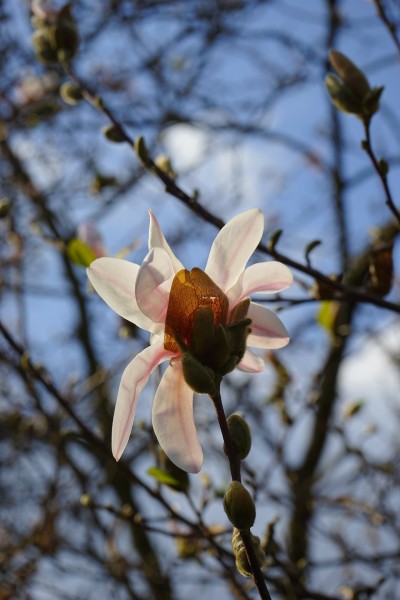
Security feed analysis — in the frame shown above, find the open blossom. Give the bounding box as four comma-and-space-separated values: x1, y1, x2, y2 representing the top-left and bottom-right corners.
87, 209, 292, 473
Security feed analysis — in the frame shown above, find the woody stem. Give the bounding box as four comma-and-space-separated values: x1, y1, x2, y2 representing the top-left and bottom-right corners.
210, 389, 273, 600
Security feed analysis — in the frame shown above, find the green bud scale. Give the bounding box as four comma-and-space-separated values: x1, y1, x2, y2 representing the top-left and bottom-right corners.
223, 481, 256, 530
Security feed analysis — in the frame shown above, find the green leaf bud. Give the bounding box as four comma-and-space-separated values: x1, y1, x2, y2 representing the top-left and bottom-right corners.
181, 352, 216, 395
329, 49, 370, 99
223, 481, 256, 530
102, 124, 126, 143
60, 81, 83, 105
154, 154, 177, 179
305, 239, 322, 264
134, 136, 149, 164
325, 74, 363, 115
226, 413, 252, 460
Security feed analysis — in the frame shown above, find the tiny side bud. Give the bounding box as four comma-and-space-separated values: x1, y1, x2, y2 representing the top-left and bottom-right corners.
226, 414, 252, 460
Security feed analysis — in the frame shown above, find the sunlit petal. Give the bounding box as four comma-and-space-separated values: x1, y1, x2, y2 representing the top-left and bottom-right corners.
148, 210, 184, 273
227, 261, 293, 307
87, 257, 154, 331
237, 349, 265, 373
247, 302, 290, 349
135, 247, 174, 324
152, 362, 203, 473
112, 341, 172, 461
205, 209, 264, 292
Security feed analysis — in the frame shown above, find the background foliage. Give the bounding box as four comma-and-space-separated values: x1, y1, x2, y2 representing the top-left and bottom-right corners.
1, 1, 400, 599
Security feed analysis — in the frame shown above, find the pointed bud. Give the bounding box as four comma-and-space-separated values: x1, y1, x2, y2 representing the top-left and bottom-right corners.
134, 136, 149, 164
225, 414, 252, 460
325, 74, 363, 115
223, 481, 256, 530
102, 124, 126, 143
181, 352, 216, 395
329, 49, 370, 99
154, 154, 176, 179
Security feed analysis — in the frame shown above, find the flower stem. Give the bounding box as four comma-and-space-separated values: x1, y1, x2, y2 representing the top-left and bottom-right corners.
210, 389, 273, 600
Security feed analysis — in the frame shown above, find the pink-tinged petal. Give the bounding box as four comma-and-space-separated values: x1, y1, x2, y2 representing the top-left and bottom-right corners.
247, 302, 290, 349
112, 341, 172, 461
237, 349, 265, 373
87, 257, 154, 331
148, 211, 184, 273
152, 362, 203, 473
227, 262, 293, 307
205, 209, 264, 292
135, 248, 174, 324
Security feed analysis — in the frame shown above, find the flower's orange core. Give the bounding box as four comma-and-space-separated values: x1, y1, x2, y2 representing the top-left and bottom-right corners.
164, 268, 228, 353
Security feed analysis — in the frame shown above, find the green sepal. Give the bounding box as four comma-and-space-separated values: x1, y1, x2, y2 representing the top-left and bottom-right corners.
181, 352, 217, 395
191, 306, 215, 361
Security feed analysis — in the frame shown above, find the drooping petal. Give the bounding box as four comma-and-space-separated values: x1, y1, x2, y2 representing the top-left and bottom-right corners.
247, 302, 290, 349
205, 209, 264, 292
135, 247, 174, 324
148, 210, 184, 273
87, 257, 154, 331
112, 341, 172, 461
152, 362, 203, 473
227, 261, 293, 307
237, 349, 265, 373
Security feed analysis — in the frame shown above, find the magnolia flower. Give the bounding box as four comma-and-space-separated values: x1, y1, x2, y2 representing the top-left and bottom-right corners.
87, 209, 292, 473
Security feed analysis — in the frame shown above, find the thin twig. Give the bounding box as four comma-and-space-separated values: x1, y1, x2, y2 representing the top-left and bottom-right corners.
211, 389, 273, 600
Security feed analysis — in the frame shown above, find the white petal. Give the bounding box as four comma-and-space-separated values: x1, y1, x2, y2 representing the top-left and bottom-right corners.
112, 341, 172, 461
135, 248, 174, 324
152, 363, 203, 473
237, 349, 265, 373
205, 209, 264, 292
247, 302, 290, 349
87, 257, 154, 331
148, 211, 184, 273
227, 261, 293, 307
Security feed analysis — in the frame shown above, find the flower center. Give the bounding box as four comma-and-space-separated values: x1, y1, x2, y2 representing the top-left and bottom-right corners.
164, 268, 228, 353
